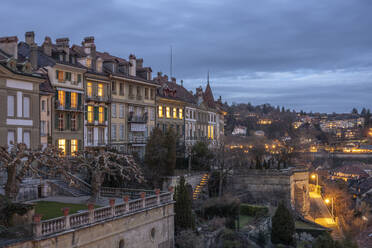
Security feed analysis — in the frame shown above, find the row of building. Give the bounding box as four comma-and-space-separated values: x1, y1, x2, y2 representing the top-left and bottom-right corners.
0, 32, 225, 157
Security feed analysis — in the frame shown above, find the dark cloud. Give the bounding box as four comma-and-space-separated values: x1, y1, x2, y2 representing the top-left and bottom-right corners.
1, 0, 372, 113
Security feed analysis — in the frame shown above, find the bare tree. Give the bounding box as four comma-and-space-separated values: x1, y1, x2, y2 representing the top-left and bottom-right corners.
73, 150, 145, 202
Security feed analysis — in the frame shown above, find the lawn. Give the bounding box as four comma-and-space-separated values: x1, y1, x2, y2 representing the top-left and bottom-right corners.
34, 201, 98, 220
238, 215, 254, 229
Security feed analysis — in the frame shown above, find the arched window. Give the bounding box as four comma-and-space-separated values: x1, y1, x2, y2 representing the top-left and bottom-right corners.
118, 239, 124, 248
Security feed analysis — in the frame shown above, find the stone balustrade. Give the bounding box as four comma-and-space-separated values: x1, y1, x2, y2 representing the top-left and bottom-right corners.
33, 189, 174, 238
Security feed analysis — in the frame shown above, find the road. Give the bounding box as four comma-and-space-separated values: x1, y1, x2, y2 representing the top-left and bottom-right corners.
308, 191, 342, 240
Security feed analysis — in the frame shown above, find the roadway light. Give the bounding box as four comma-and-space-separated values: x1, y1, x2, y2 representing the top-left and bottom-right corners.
311, 174, 316, 179
325, 198, 330, 204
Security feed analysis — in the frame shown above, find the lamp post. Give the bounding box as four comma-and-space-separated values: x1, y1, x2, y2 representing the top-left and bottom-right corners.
325, 197, 334, 219
311, 173, 319, 193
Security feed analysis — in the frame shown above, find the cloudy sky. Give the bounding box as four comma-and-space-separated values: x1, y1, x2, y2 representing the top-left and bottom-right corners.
2, 0, 372, 113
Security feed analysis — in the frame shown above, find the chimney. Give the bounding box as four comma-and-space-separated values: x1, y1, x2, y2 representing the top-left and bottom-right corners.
129, 54, 136, 76
82, 36, 95, 55
25, 31, 35, 45
30, 43, 38, 70
136, 58, 143, 68
181, 80, 183, 87
0, 36, 18, 59
56, 38, 70, 62
42, 36, 52, 56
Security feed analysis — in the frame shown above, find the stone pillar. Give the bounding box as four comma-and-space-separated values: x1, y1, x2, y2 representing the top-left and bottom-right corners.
140, 192, 146, 208
124, 195, 129, 212
33, 214, 42, 238
155, 189, 161, 205
168, 186, 174, 201
62, 208, 70, 230
109, 198, 116, 217
87, 203, 95, 224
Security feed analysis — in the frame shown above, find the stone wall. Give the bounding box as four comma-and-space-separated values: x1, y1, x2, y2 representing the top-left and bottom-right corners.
6, 203, 174, 248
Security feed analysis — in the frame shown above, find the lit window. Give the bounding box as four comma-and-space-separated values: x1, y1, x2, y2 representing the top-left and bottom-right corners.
58, 91, 65, 107
98, 84, 103, 97
87, 106, 93, 123
71, 92, 77, 108
71, 139, 78, 155
57, 70, 64, 82
86, 58, 91, 68
58, 139, 66, 155
87, 82, 92, 97
173, 108, 177, 119
166, 107, 170, 118
99, 106, 104, 123
158, 106, 163, 118
179, 109, 183, 119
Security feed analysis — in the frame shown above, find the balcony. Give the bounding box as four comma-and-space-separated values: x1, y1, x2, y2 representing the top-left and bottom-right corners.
55, 101, 84, 112
85, 139, 107, 147
128, 136, 147, 144
128, 112, 148, 123
85, 94, 110, 103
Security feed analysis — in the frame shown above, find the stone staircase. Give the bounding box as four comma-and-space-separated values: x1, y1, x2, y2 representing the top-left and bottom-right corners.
193, 173, 209, 200
50, 180, 89, 197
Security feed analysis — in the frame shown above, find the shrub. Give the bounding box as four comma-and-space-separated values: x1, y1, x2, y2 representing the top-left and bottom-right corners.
240, 204, 268, 217
271, 202, 295, 246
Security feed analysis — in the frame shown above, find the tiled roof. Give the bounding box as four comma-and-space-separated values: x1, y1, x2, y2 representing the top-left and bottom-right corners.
334, 165, 369, 177
203, 82, 216, 108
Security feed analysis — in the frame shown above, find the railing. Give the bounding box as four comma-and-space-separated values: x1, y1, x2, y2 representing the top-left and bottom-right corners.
65, 172, 92, 194
128, 136, 147, 144
100, 187, 156, 199
128, 115, 148, 123
85, 95, 110, 103
55, 102, 84, 112
33, 189, 174, 238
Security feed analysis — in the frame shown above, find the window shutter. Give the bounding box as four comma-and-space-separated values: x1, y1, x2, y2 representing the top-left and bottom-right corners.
56, 70, 59, 79
66, 92, 71, 109
55, 139, 58, 147
78, 113, 82, 130
78, 93, 82, 109
104, 107, 108, 121
85, 107, 88, 120
66, 113, 70, 130
94, 106, 98, 121
78, 139, 82, 151
55, 113, 59, 130
78, 74, 81, 83
66, 140, 71, 155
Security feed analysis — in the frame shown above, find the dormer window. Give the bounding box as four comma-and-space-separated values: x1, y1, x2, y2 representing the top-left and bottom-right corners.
86, 58, 92, 68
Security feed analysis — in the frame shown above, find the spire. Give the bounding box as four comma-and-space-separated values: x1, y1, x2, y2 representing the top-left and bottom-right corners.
207, 69, 210, 85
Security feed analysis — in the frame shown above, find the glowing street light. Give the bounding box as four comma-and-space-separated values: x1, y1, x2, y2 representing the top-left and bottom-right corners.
325, 197, 334, 219
311, 173, 319, 193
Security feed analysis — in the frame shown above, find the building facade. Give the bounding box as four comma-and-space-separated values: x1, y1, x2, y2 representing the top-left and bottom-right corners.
0, 36, 44, 149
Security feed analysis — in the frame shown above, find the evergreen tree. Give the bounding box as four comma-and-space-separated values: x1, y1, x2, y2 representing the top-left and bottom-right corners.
174, 177, 195, 232
271, 202, 295, 246
164, 128, 177, 176
351, 108, 358, 115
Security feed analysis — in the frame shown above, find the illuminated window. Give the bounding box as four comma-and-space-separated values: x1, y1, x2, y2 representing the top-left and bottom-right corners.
179, 109, 183, 119
87, 106, 93, 123
158, 106, 163, 118
87, 82, 93, 97
173, 108, 177, 119
57, 70, 64, 82
58, 90, 65, 107
99, 106, 104, 123
166, 107, 170, 118
86, 58, 91, 68
98, 84, 103, 97
58, 139, 66, 155
71, 92, 77, 108
71, 139, 78, 155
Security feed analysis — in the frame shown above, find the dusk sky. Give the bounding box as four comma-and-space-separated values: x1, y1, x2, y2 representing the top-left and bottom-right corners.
2, 0, 372, 113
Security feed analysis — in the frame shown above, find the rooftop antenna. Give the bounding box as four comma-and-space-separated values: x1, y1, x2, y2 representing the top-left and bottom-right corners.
170, 45, 173, 78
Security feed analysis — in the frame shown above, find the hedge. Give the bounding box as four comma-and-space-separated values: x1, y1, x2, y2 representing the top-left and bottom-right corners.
240, 204, 268, 217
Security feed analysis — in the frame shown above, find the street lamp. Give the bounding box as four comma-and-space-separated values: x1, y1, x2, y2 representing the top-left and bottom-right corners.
311, 173, 319, 193
325, 197, 334, 219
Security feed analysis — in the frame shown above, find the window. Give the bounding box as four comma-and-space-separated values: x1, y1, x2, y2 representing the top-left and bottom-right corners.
119, 83, 124, 96
71, 113, 77, 131
112, 82, 116, 94
7, 95, 14, 117
86, 58, 92, 68
166, 107, 170, 118
65, 72, 71, 81
98, 128, 105, 144
87, 128, 93, 144
23, 131, 30, 148
71, 92, 77, 108
158, 106, 163, 118
87, 106, 93, 123
58, 113, 64, 131
99, 106, 104, 123
40, 121, 46, 136
150, 107, 155, 121
57, 70, 64, 82
58, 90, 65, 107
41, 100, 46, 112
23, 96, 30, 118
7, 131, 15, 147
98, 84, 103, 97
111, 124, 117, 140
145, 88, 149, 99
112, 104, 117, 118
58, 139, 66, 155
119, 104, 124, 118
77, 74, 82, 83
150, 89, 155, 100
137, 86, 141, 96
87, 82, 93, 97
70, 139, 78, 155
119, 239, 125, 248
179, 109, 183, 119
120, 125, 124, 140
173, 108, 177, 119
129, 85, 133, 96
